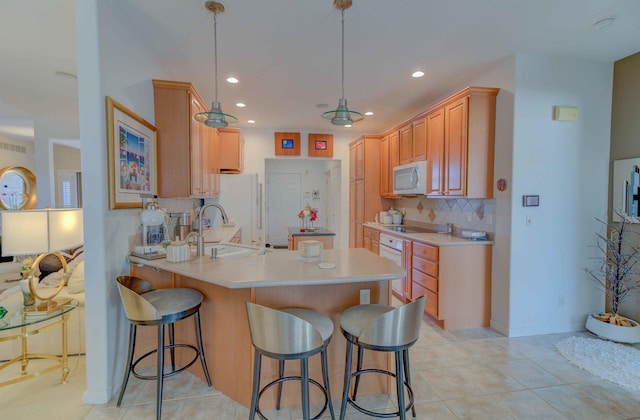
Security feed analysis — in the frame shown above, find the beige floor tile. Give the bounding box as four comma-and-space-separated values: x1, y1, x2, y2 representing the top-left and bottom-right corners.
462, 338, 527, 363
445, 390, 566, 419
533, 385, 623, 419
491, 358, 565, 389
412, 400, 459, 419
530, 354, 600, 384
571, 381, 640, 418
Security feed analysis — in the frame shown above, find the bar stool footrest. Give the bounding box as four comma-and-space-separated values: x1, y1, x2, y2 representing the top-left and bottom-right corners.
131, 343, 200, 381
256, 375, 329, 420
347, 368, 415, 419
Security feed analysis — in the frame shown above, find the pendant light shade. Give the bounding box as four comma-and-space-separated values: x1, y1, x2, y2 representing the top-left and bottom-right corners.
194, 1, 238, 128
322, 0, 363, 126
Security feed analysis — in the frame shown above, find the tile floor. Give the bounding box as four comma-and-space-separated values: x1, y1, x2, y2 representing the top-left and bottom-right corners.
2, 316, 640, 419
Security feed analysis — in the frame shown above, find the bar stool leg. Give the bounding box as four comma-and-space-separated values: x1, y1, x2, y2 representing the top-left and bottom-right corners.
340, 341, 353, 420
403, 349, 415, 417
156, 324, 165, 420
249, 351, 262, 420
168, 323, 176, 372
117, 324, 137, 406
301, 358, 310, 420
351, 346, 364, 400
276, 360, 285, 410
321, 348, 336, 419
395, 350, 406, 420
194, 311, 212, 387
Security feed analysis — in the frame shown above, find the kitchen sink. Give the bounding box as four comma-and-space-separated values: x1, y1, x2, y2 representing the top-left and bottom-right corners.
200, 243, 266, 258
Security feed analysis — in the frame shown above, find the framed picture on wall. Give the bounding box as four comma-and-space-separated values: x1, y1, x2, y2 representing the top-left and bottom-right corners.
274, 132, 301, 156
308, 133, 333, 158
106, 96, 158, 209
613, 158, 640, 222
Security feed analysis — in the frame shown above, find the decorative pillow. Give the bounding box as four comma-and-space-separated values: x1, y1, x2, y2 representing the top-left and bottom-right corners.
38, 246, 84, 281
66, 260, 84, 294
38, 252, 84, 288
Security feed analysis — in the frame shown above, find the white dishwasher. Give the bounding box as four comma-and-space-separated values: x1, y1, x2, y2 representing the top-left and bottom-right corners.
379, 233, 404, 297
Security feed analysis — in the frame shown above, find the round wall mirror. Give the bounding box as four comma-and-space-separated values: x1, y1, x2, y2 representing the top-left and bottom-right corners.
0, 166, 37, 210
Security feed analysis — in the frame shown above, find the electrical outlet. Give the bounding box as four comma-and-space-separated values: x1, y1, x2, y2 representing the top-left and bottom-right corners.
487, 214, 493, 225
360, 289, 370, 305
466, 212, 473, 222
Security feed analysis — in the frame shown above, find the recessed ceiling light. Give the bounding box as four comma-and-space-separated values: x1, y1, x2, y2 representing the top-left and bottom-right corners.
226, 77, 239, 84
345, 124, 352, 128
593, 17, 615, 31
248, 120, 255, 124
412, 71, 424, 78
365, 111, 374, 116
316, 104, 329, 109
236, 102, 246, 108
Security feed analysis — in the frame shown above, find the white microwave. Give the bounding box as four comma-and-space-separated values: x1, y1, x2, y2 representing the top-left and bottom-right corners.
393, 161, 429, 195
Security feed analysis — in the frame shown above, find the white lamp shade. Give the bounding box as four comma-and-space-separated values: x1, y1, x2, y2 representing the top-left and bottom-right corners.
1, 208, 83, 256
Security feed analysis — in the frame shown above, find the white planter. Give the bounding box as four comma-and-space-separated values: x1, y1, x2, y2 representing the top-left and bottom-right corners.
585, 313, 640, 344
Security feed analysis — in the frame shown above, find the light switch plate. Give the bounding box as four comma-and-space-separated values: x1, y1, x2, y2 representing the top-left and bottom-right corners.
360, 289, 370, 305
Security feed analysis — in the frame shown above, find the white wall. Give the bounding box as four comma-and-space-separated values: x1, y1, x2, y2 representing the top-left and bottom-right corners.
77, 0, 170, 404
509, 54, 611, 336
0, 135, 34, 170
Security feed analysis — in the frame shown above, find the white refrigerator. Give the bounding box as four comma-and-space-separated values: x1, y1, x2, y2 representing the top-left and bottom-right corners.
218, 173, 262, 246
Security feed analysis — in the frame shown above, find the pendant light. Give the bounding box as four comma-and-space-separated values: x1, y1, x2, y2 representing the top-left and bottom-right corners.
195, 1, 238, 128
322, 0, 363, 126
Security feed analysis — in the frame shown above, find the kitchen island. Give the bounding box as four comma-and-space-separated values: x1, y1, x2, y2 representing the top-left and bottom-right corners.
287, 226, 335, 250
128, 247, 404, 409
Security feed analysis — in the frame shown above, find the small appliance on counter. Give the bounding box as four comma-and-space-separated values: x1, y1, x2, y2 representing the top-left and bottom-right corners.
170, 212, 192, 241
132, 201, 168, 259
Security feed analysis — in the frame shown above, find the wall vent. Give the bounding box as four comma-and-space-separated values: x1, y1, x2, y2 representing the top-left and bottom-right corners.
0, 142, 27, 154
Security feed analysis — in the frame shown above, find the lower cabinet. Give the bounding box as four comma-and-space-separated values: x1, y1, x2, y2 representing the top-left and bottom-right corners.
287, 234, 334, 251
410, 240, 491, 329
363, 226, 380, 254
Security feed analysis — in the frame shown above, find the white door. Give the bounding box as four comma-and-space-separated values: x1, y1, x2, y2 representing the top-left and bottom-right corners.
267, 172, 301, 247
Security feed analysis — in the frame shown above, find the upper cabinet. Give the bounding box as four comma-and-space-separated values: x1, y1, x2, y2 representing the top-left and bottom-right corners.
152, 79, 220, 198
412, 117, 427, 162
218, 128, 244, 174
398, 123, 413, 165
427, 87, 498, 198
380, 131, 400, 199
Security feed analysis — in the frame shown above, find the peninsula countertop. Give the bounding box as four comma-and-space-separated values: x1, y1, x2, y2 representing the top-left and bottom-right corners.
128, 247, 404, 289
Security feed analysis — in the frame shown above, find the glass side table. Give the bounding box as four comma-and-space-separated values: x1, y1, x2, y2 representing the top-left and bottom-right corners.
0, 299, 78, 387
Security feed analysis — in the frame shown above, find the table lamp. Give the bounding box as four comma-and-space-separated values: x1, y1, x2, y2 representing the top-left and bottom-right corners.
1, 208, 83, 306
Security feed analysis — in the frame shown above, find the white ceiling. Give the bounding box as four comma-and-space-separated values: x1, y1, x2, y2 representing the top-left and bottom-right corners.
1, 0, 639, 139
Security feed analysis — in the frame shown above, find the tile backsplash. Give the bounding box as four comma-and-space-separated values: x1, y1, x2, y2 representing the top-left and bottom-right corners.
394, 197, 495, 235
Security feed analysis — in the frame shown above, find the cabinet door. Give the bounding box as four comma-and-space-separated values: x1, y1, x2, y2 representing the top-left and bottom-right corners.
380, 135, 390, 196
354, 140, 364, 180
412, 117, 427, 162
403, 239, 412, 300
427, 108, 445, 195
371, 240, 379, 256
389, 131, 399, 194
355, 179, 365, 248
349, 182, 356, 248
398, 124, 413, 165
444, 97, 468, 196
218, 128, 243, 173
363, 235, 371, 252
190, 98, 205, 196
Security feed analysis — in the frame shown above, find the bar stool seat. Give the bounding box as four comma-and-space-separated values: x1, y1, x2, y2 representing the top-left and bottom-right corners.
246, 303, 336, 420
116, 276, 212, 420
339, 296, 426, 420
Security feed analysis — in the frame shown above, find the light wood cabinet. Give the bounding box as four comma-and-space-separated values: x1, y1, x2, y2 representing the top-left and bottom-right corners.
218, 128, 244, 174
403, 239, 412, 300
349, 135, 392, 248
380, 132, 400, 199
152, 79, 220, 198
287, 234, 334, 250
410, 240, 491, 329
363, 226, 380, 255
398, 123, 413, 165
426, 87, 498, 198
412, 117, 427, 162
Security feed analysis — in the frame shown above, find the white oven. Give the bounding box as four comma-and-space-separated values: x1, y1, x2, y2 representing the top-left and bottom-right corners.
379, 233, 404, 296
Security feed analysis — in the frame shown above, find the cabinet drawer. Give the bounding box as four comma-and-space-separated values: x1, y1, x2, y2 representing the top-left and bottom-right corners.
411, 281, 438, 318
412, 255, 438, 278
412, 269, 438, 293
413, 242, 438, 261
363, 227, 380, 241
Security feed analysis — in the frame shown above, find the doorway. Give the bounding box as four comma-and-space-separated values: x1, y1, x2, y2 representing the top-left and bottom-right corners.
266, 172, 301, 247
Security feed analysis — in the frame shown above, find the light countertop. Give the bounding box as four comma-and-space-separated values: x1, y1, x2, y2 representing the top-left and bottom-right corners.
129, 247, 405, 289
288, 226, 335, 236
364, 223, 494, 246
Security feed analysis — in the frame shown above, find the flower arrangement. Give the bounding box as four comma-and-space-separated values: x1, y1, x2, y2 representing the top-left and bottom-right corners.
298, 203, 318, 222
1, 190, 30, 210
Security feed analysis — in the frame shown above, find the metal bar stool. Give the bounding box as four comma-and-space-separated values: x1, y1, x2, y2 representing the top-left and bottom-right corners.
245, 303, 336, 420
339, 295, 426, 420
115, 276, 212, 420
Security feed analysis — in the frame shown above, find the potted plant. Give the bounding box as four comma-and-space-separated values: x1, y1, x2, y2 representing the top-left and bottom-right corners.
585, 209, 640, 343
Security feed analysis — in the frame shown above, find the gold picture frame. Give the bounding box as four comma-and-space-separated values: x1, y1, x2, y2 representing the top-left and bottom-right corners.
106, 96, 158, 209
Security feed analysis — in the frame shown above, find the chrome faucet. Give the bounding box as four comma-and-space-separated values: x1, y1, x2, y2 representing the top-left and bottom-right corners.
195, 203, 229, 256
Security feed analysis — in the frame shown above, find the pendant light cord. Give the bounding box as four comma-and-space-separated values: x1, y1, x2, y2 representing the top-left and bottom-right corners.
341, 7, 345, 101
214, 11, 219, 103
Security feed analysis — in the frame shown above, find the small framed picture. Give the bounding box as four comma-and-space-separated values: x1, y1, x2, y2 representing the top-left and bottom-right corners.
308, 134, 333, 158
274, 132, 301, 156
315, 140, 327, 150
282, 139, 294, 149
